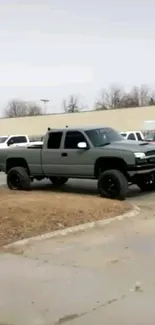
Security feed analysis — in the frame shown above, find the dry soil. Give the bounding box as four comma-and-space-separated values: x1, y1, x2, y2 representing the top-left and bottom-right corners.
0, 188, 131, 246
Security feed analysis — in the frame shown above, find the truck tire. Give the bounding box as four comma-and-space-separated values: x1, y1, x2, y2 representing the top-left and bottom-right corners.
49, 177, 68, 186
98, 169, 128, 200
7, 166, 31, 190
136, 174, 155, 191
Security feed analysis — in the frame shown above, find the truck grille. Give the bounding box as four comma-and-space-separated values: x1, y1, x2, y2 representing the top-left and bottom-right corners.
146, 151, 155, 156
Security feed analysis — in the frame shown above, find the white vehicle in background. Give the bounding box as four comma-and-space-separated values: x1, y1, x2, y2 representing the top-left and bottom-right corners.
120, 131, 144, 141
0, 135, 42, 148
143, 120, 155, 132
142, 120, 155, 144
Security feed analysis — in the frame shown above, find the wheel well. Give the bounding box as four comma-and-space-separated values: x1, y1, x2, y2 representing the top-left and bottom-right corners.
6, 158, 30, 174
94, 157, 128, 178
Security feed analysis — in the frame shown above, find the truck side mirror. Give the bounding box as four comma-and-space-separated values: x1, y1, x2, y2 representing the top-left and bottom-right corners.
77, 142, 87, 149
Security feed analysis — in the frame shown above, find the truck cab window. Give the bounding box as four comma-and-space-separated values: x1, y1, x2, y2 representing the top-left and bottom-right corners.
7, 136, 27, 146
16, 136, 27, 143
64, 131, 86, 149
136, 132, 142, 141
127, 133, 135, 140
47, 132, 63, 149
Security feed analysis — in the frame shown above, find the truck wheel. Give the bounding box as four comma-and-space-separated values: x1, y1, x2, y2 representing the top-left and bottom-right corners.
98, 169, 128, 200
49, 177, 68, 186
7, 166, 31, 190
136, 174, 155, 191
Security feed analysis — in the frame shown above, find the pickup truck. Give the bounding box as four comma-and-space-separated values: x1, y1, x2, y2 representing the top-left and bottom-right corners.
0, 134, 42, 148
144, 131, 155, 144
1, 126, 155, 200
120, 131, 144, 141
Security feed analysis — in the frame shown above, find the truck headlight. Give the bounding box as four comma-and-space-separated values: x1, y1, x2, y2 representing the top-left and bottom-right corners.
134, 152, 146, 159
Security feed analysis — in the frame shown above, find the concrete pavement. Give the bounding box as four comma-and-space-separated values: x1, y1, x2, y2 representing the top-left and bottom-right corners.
1, 206, 155, 325
0, 173, 155, 324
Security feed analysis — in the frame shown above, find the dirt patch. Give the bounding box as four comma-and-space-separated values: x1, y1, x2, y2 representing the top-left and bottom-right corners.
0, 188, 131, 246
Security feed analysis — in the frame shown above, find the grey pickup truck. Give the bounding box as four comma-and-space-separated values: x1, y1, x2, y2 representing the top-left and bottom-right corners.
1, 126, 155, 200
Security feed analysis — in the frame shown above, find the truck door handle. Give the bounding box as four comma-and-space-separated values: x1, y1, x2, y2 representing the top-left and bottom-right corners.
61, 152, 68, 157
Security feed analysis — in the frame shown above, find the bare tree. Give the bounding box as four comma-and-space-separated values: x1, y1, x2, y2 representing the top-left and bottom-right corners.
123, 86, 139, 108
63, 95, 81, 113
28, 103, 43, 116
123, 85, 152, 108
4, 100, 44, 118
130, 86, 139, 106
148, 90, 155, 106
108, 86, 124, 109
95, 86, 125, 110
95, 89, 109, 110
139, 85, 150, 106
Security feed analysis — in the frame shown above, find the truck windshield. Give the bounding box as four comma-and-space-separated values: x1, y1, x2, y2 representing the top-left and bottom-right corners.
120, 133, 127, 137
0, 136, 8, 143
85, 128, 123, 147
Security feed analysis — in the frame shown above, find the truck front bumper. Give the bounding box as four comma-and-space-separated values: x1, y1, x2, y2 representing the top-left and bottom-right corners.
128, 163, 155, 177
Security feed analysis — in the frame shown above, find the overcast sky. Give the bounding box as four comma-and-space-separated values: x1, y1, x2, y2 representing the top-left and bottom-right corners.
0, 0, 154, 114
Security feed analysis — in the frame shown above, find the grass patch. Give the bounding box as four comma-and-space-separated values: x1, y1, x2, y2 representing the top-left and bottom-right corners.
0, 188, 131, 246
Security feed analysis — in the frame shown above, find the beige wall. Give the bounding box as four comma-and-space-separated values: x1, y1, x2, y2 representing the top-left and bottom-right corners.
0, 105, 155, 135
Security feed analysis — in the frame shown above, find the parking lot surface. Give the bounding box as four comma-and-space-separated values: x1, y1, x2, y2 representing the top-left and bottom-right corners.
0, 173, 155, 324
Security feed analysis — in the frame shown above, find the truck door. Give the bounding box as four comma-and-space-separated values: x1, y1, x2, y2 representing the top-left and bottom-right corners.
41, 131, 65, 175
61, 130, 94, 176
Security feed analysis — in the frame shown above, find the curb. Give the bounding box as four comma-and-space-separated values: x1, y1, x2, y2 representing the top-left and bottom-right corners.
4, 204, 140, 250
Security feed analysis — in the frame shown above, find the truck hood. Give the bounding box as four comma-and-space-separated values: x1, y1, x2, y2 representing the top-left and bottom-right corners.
0, 143, 7, 148
99, 140, 155, 152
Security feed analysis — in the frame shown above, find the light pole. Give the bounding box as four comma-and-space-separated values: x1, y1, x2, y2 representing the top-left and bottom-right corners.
40, 99, 50, 114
